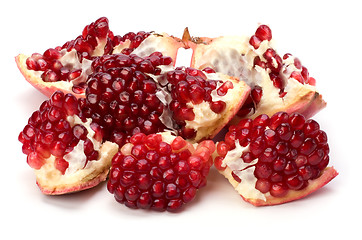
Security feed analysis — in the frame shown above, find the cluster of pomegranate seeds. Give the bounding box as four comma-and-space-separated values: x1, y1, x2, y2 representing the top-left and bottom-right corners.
18, 91, 103, 174
167, 67, 233, 138
238, 25, 318, 118
282, 53, 316, 86
249, 25, 284, 92
80, 52, 173, 146
26, 17, 113, 85
215, 112, 330, 197
107, 133, 213, 212
236, 86, 262, 117
113, 31, 152, 55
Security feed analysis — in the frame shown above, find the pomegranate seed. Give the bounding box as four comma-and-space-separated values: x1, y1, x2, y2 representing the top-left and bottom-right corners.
255, 25, 272, 41
249, 35, 262, 49
290, 71, 304, 84
210, 101, 226, 114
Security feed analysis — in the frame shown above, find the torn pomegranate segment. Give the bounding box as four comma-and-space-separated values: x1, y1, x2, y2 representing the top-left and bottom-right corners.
80, 52, 250, 144
15, 17, 184, 98
214, 112, 338, 206
107, 131, 215, 212
184, 25, 326, 124
18, 90, 118, 195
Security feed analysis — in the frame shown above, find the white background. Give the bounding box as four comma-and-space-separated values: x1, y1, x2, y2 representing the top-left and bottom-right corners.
1, 0, 360, 239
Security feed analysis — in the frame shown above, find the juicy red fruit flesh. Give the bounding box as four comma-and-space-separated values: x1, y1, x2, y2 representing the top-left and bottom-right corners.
107, 133, 213, 212
81, 52, 171, 145
216, 112, 330, 198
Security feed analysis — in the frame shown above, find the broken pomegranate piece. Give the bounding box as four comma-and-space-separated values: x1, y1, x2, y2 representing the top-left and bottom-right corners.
107, 131, 215, 212
184, 25, 326, 124
80, 52, 250, 144
214, 112, 338, 206
18, 90, 118, 195
15, 17, 184, 98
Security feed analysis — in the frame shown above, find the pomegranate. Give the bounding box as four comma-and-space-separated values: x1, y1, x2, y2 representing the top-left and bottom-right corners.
18, 91, 119, 194
107, 131, 215, 211
214, 112, 338, 206
183, 25, 326, 124
80, 52, 250, 144
15, 17, 184, 98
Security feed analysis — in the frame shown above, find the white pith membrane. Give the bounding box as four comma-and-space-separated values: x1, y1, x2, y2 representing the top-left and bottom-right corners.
190, 35, 321, 119
149, 65, 248, 143
114, 33, 182, 60
220, 140, 267, 201
34, 115, 118, 193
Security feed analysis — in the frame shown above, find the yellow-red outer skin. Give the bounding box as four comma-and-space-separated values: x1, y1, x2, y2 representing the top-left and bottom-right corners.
37, 169, 109, 195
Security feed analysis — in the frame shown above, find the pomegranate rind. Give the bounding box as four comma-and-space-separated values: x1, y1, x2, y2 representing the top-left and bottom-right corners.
15, 54, 83, 98
218, 161, 338, 206
35, 141, 118, 195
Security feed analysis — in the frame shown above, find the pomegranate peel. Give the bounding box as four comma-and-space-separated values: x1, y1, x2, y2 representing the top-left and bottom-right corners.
183, 26, 326, 123
214, 112, 338, 206
221, 165, 337, 206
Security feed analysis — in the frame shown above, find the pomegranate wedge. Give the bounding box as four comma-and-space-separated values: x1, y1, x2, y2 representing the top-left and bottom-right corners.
16, 17, 184, 98
214, 112, 338, 206
18, 91, 119, 194
184, 25, 326, 124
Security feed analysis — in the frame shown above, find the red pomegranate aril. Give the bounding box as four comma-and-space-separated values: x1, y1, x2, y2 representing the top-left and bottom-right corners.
249, 35, 262, 49
269, 73, 284, 90
286, 175, 304, 190
189, 84, 205, 104
251, 86, 263, 103
259, 147, 277, 163
270, 112, 289, 130
303, 119, 320, 137
27, 152, 45, 170
270, 183, 288, 197
255, 25, 272, 41
276, 123, 292, 141
299, 138, 317, 156
308, 149, 324, 165
217, 81, 233, 96
264, 129, 279, 147
249, 136, 266, 156
54, 157, 69, 174
210, 101, 226, 114
255, 179, 271, 193
298, 165, 313, 180
290, 71, 304, 84
289, 113, 306, 130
